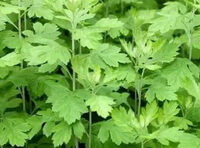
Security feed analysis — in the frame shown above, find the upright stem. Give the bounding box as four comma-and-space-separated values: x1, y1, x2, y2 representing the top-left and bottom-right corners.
88, 108, 92, 148
104, 0, 109, 42
121, 0, 124, 14
72, 28, 76, 91
137, 88, 142, 116
79, 40, 82, 54
18, 0, 26, 112
188, 33, 193, 60
24, 10, 27, 30
141, 141, 144, 148
188, 0, 197, 60
137, 68, 145, 116
134, 90, 138, 112
71, 21, 79, 148
105, 0, 109, 17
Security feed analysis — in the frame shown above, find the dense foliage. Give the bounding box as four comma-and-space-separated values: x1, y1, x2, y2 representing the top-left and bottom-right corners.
1, 0, 200, 147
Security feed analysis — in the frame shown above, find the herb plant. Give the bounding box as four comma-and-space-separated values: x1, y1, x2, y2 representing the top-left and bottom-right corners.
1, 0, 200, 148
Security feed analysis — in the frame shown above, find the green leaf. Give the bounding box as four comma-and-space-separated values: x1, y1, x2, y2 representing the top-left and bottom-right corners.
24, 42, 71, 66
86, 95, 115, 118
152, 41, 180, 63
46, 82, 88, 124
72, 121, 85, 139
52, 121, 72, 147
140, 101, 158, 127
0, 114, 31, 147
23, 22, 61, 42
110, 92, 130, 107
91, 44, 130, 67
27, 116, 43, 139
98, 120, 136, 145
0, 85, 21, 113
0, 52, 21, 67
64, 9, 95, 26
74, 28, 102, 49
149, 2, 188, 33
162, 58, 200, 102
94, 18, 124, 31
38, 63, 58, 73
43, 121, 55, 137
173, 117, 193, 130
157, 101, 180, 125
74, 18, 123, 49
0, 67, 10, 79
103, 65, 136, 83
22, 23, 70, 68
28, 0, 54, 20
145, 78, 177, 102
0, 18, 6, 31
152, 127, 200, 147
0, 2, 20, 14
112, 107, 140, 130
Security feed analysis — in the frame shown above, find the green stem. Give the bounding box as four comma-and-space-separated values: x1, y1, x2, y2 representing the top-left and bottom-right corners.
61, 64, 73, 80
75, 139, 79, 148
18, 0, 26, 112
141, 141, 144, 148
24, 5, 31, 114
137, 88, 142, 116
1, 110, 3, 148
135, 91, 138, 112
188, 0, 197, 60
105, 0, 109, 17
72, 29, 76, 91
188, 30, 193, 61
137, 68, 145, 116
180, 106, 185, 117
121, 0, 124, 14
104, 0, 109, 42
24, 9, 27, 30
79, 40, 82, 54
88, 108, 92, 148
71, 19, 79, 148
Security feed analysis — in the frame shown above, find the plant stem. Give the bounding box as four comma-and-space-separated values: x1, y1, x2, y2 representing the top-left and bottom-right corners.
104, 0, 109, 42
24, 5, 31, 114
61, 64, 73, 80
18, 0, 26, 112
137, 88, 142, 116
180, 106, 185, 117
121, 0, 124, 14
79, 40, 82, 54
71, 18, 79, 148
135, 90, 138, 112
137, 68, 145, 116
72, 29, 76, 91
188, 30, 193, 61
105, 0, 109, 17
88, 108, 92, 148
24, 10, 27, 30
188, 0, 197, 60
141, 141, 144, 148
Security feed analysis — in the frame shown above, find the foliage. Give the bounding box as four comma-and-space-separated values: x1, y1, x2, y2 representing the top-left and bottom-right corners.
0, 0, 200, 148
